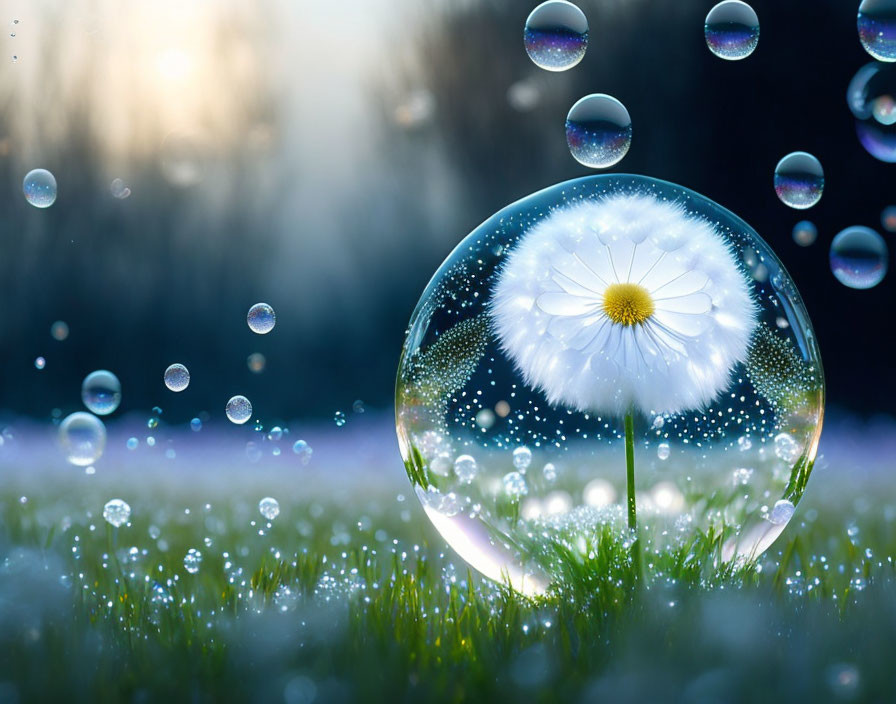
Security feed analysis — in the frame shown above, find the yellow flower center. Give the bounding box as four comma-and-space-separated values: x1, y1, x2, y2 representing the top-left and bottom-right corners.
601, 282, 655, 326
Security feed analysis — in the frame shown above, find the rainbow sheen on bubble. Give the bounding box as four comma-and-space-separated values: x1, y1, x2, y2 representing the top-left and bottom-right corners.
565, 94, 631, 169
524, 1, 588, 72
830, 226, 888, 289
858, 0, 896, 62
848, 62, 896, 162
23, 168, 57, 208
704, 1, 759, 61
774, 152, 824, 210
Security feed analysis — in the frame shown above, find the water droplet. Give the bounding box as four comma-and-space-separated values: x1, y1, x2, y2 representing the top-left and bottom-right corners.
334, 411, 346, 427
524, 0, 588, 72
858, 0, 896, 61
503, 471, 528, 497
190, 417, 202, 432
267, 426, 283, 441
774, 432, 801, 463
768, 499, 795, 525
81, 370, 122, 415
59, 412, 106, 466
163, 363, 190, 392
882, 205, 896, 231
34, 356, 46, 370
774, 152, 823, 209
247, 352, 266, 373
102, 498, 131, 527
258, 497, 280, 520
543, 462, 557, 482
183, 548, 202, 574
704, 1, 759, 60
792, 220, 818, 247
657, 442, 670, 460
50, 320, 69, 341
453, 454, 478, 483
22, 168, 57, 208
226, 395, 252, 424
247, 302, 276, 334
565, 94, 632, 168
830, 226, 888, 289
512, 446, 532, 471
292, 439, 313, 464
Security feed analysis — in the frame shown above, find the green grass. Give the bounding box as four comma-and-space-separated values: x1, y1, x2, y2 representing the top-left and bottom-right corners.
1, 466, 895, 703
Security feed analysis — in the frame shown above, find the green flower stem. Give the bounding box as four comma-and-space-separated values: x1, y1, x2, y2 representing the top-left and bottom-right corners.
624, 409, 641, 577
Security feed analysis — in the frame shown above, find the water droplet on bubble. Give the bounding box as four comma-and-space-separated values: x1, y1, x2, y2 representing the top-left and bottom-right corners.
34, 356, 45, 370
226, 395, 252, 424
792, 220, 818, 247
60, 412, 106, 466
830, 226, 889, 289
524, 0, 588, 72
768, 499, 795, 525
50, 320, 69, 341
247, 352, 266, 373
103, 499, 131, 527
704, 0, 759, 61
566, 94, 631, 168
454, 455, 478, 484
858, 0, 896, 61
22, 168, 57, 208
293, 439, 313, 464
774, 152, 823, 209
503, 471, 528, 497
657, 443, 670, 460
512, 446, 532, 471
183, 548, 202, 574
247, 302, 276, 334
163, 363, 190, 391
882, 205, 896, 231
258, 497, 280, 520
81, 370, 121, 415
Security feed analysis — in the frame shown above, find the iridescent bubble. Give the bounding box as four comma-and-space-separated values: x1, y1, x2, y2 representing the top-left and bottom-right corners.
774, 152, 824, 209
183, 548, 202, 574
247, 302, 276, 334
704, 0, 759, 61
34, 356, 46, 370
22, 168, 57, 208
858, 0, 896, 62
792, 220, 818, 247
226, 395, 252, 424
830, 226, 889, 289
50, 320, 69, 341
164, 363, 190, 392
59, 411, 106, 467
258, 497, 280, 521
81, 370, 121, 415
247, 352, 266, 373
293, 439, 313, 464
565, 94, 632, 168
523, 0, 588, 72
848, 62, 896, 162
102, 498, 131, 527
882, 205, 896, 232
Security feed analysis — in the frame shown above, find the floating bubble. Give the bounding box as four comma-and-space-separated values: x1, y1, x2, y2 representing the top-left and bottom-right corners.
126, 437, 138, 450
164, 363, 190, 392
293, 439, 313, 464
22, 168, 56, 208
454, 455, 478, 484
50, 320, 69, 341
247, 302, 276, 334
102, 498, 131, 527
258, 497, 281, 521
268, 426, 283, 441
858, 0, 896, 62
512, 446, 533, 471
334, 411, 346, 427
190, 417, 202, 432
565, 94, 632, 168
81, 370, 121, 415
848, 62, 896, 161
183, 548, 202, 574
226, 395, 252, 424
830, 226, 888, 289
704, 0, 760, 61
523, 0, 588, 72
543, 462, 557, 482
34, 356, 46, 370
110, 178, 131, 199
503, 471, 528, 497
657, 443, 670, 461
882, 205, 896, 231
774, 152, 823, 209
792, 220, 818, 247
60, 412, 106, 466
246, 353, 266, 374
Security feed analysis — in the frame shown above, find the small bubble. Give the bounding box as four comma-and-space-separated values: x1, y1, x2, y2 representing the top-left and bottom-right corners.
792, 220, 817, 247
543, 462, 557, 482
768, 499, 795, 525
565, 94, 632, 169
164, 363, 190, 392
858, 0, 896, 61
882, 205, 896, 232
22, 168, 56, 207
190, 417, 202, 432
50, 320, 69, 341
704, 0, 759, 61
453, 455, 478, 484
34, 356, 46, 370
774, 152, 824, 209
292, 439, 313, 464
102, 499, 131, 527
247, 302, 276, 334
81, 370, 122, 415
226, 395, 252, 424
247, 352, 266, 373
334, 411, 346, 427
183, 548, 202, 574
60, 412, 106, 466
495, 400, 511, 417
774, 432, 801, 462
475, 408, 495, 429
110, 178, 131, 199
258, 497, 280, 521
267, 426, 283, 441
657, 443, 670, 461
737, 435, 752, 451
524, 0, 589, 72
126, 437, 138, 450
830, 226, 888, 289
512, 446, 533, 471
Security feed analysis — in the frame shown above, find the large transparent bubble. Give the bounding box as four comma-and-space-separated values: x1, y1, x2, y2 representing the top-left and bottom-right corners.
395, 175, 824, 595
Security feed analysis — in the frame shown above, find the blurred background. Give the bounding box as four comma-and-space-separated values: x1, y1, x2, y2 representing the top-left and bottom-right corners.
0, 0, 892, 426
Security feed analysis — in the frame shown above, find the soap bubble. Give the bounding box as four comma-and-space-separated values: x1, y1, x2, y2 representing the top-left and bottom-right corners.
396, 174, 824, 594
704, 0, 759, 61
774, 152, 823, 209
183, 548, 202, 574
226, 395, 252, 424
60, 412, 107, 466
22, 168, 57, 208
792, 220, 817, 247
524, 0, 588, 72
81, 370, 122, 415
50, 320, 69, 341
247, 352, 266, 373
258, 497, 281, 521
830, 226, 888, 289
858, 0, 896, 62
565, 94, 632, 168
103, 499, 131, 527
164, 363, 190, 392
110, 178, 131, 199
292, 439, 313, 464
882, 205, 896, 231
247, 303, 276, 334
848, 62, 896, 162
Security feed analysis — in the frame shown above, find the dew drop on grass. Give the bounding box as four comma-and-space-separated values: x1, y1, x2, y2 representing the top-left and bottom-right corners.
523, 0, 589, 72
226, 395, 252, 424
102, 499, 131, 527
81, 370, 122, 415
22, 168, 57, 208
247, 302, 276, 334
258, 497, 280, 521
183, 548, 202, 574
164, 363, 190, 392
768, 499, 795, 525
60, 412, 106, 466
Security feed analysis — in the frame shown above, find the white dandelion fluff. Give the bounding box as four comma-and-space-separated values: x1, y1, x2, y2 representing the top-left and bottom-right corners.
491, 192, 757, 418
